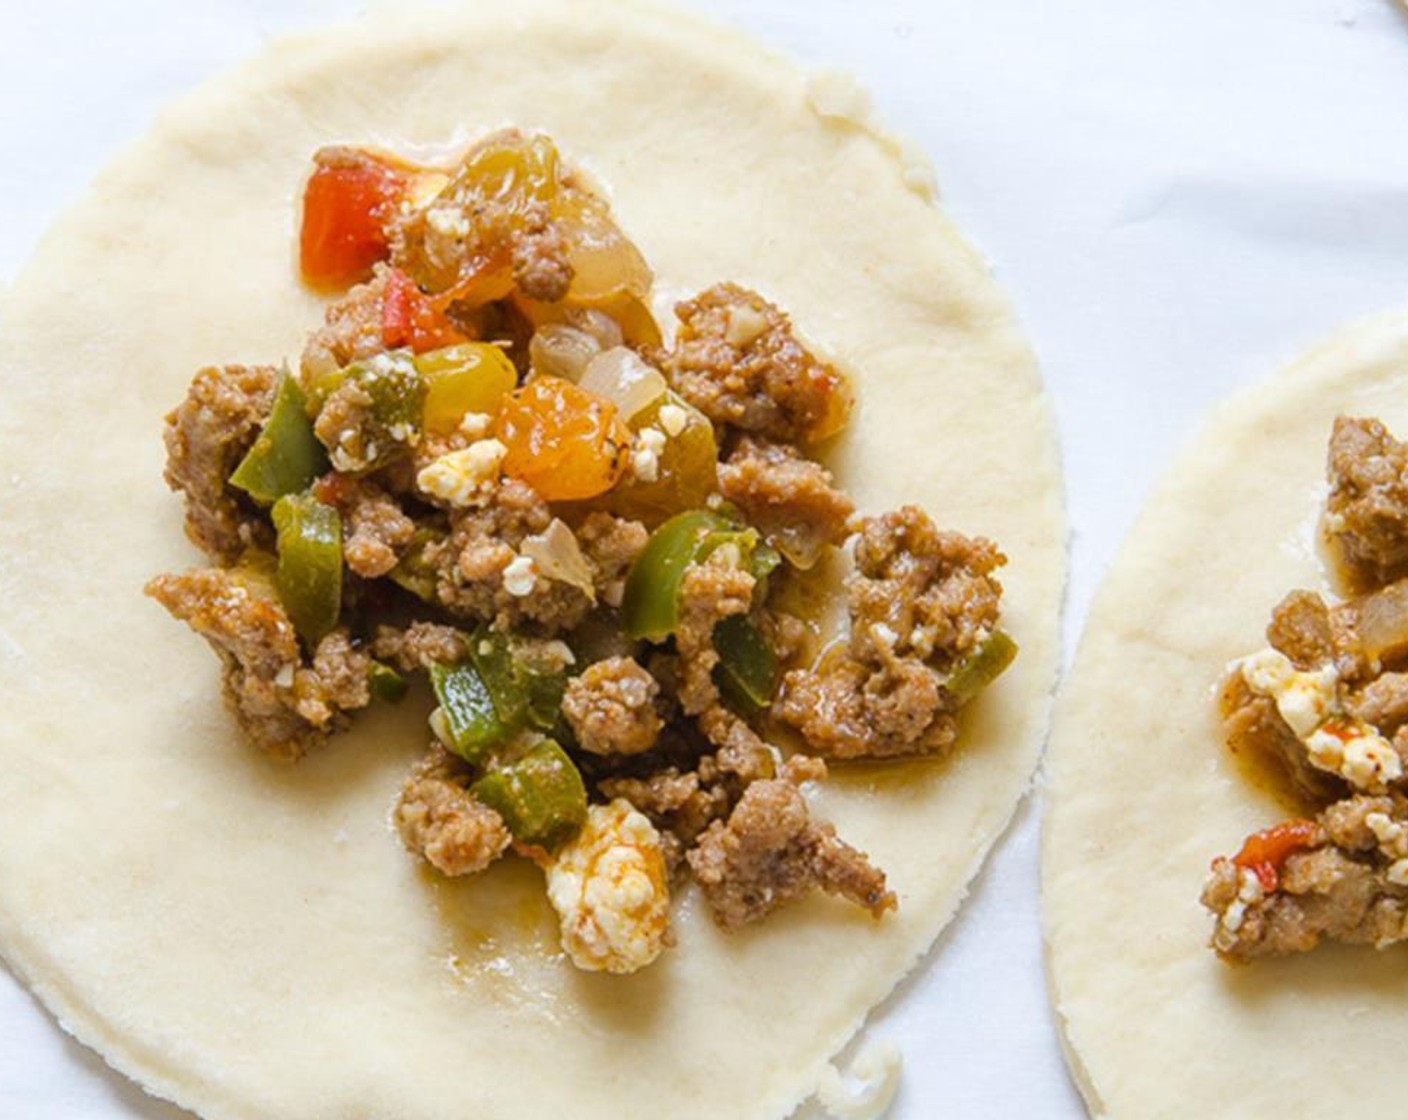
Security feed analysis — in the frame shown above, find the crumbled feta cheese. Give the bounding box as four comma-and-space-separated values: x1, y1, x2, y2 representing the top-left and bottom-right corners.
1389, 859, 1408, 887
415, 438, 507, 507
458, 411, 492, 438
638, 427, 667, 455
1238, 648, 1338, 738
1215, 867, 1265, 945
274, 663, 296, 689
629, 428, 667, 485
870, 622, 899, 649
657, 403, 689, 437
502, 556, 537, 598
1367, 811, 1408, 860
544, 800, 671, 974
601, 580, 625, 608
426, 206, 472, 238
1305, 725, 1401, 792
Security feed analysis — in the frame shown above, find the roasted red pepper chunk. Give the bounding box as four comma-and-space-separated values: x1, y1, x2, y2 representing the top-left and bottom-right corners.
1231, 819, 1321, 894
299, 148, 409, 290
381, 268, 468, 353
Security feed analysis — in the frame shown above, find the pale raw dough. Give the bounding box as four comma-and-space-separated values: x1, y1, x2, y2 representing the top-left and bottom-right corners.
0, 2, 1064, 1117
1044, 306, 1408, 1118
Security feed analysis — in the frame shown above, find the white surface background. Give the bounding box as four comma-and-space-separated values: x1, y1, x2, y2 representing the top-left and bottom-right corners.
3, 1, 1408, 1117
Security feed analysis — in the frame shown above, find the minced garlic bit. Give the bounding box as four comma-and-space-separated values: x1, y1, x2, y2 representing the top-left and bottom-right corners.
501, 555, 537, 598
544, 799, 671, 974
1236, 648, 1402, 791
416, 438, 506, 507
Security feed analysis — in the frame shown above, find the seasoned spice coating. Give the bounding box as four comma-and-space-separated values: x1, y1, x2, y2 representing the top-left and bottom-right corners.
718, 436, 854, 569
161, 364, 277, 562
562, 656, 663, 756
395, 747, 512, 876
658, 283, 850, 445
687, 758, 895, 929
1326, 415, 1408, 586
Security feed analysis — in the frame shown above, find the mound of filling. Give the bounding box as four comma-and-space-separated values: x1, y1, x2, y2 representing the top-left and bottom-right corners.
149, 130, 1015, 974
1204, 416, 1408, 960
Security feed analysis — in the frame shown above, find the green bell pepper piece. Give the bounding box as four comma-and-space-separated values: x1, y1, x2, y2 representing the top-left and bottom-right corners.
388, 526, 445, 602
467, 628, 569, 735
368, 660, 408, 703
229, 372, 328, 504
428, 661, 506, 764
309, 352, 426, 472
621, 509, 737, 641
271, 492, 343, 645
712, 615, 779, 716
944, 630, 1018, 704
471, 740, 587, 852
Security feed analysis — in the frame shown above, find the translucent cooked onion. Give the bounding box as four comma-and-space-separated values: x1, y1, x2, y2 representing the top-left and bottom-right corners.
520, 519, 595, 598
1352, 577, 1408, 664
578, 347, 666, 421
529, 324, 601, 381
573, 308, 624, 351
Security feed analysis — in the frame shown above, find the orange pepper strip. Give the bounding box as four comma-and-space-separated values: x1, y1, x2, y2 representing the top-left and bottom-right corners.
1231, 819, 1321, 894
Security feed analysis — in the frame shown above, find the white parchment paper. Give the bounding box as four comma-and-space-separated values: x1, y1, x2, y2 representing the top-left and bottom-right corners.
2, 1, 1407, 1116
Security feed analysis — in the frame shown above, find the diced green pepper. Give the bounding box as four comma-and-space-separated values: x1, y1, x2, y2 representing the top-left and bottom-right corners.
428, 661, 507, 764
388, 526, 445, 602
469, 629, 527, 730
471, 740, 587, 852
944, 630, 1018, 704
414, 343, 518, 434
308, 352, 427, 472
229, 371, 328, 504
271, 492, 343, 645
368, 660, 408, 703
467, 628, 570, 735
621, 510, 733, 641
712, 615, 779, 716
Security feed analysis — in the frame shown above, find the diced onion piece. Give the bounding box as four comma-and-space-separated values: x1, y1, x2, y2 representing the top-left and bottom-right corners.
529, 325, 602, 382
1352, 577, 1408, 665
521, 519, 596, 599
578, 347, 667, 422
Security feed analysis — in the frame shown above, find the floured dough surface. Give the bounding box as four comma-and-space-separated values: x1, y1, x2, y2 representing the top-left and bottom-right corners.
1044, 306, 1408, 1118
0, 2, 1063, 1117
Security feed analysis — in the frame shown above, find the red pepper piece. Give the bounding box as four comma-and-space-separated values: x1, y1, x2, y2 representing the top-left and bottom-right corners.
1231, 819, 1321, 894
381, 268, 468, 353
299, 149, 408, 290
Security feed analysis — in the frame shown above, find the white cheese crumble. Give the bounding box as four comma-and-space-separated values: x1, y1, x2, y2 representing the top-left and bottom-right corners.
502, 555, 538, 598
1367, 811, 1408, 861
457, 411, 492, 438
1213, 867, 1266, 949
1237, 647, 1400, 790
544, 800, 671, 974
630, 426, 669, 484
657, 402, 689, 437
415, 438, 506, 507
426, 206, 471, 238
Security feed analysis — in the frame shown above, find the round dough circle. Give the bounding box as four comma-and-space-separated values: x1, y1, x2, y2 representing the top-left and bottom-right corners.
0, 2, 1064, 1117
1044, 306, 1408, 1118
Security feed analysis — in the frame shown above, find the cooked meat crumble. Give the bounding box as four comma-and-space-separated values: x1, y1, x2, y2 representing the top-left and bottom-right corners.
149, 128, 1016, 975
162, 364, 277, 561
1204, 415, 1408, 962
